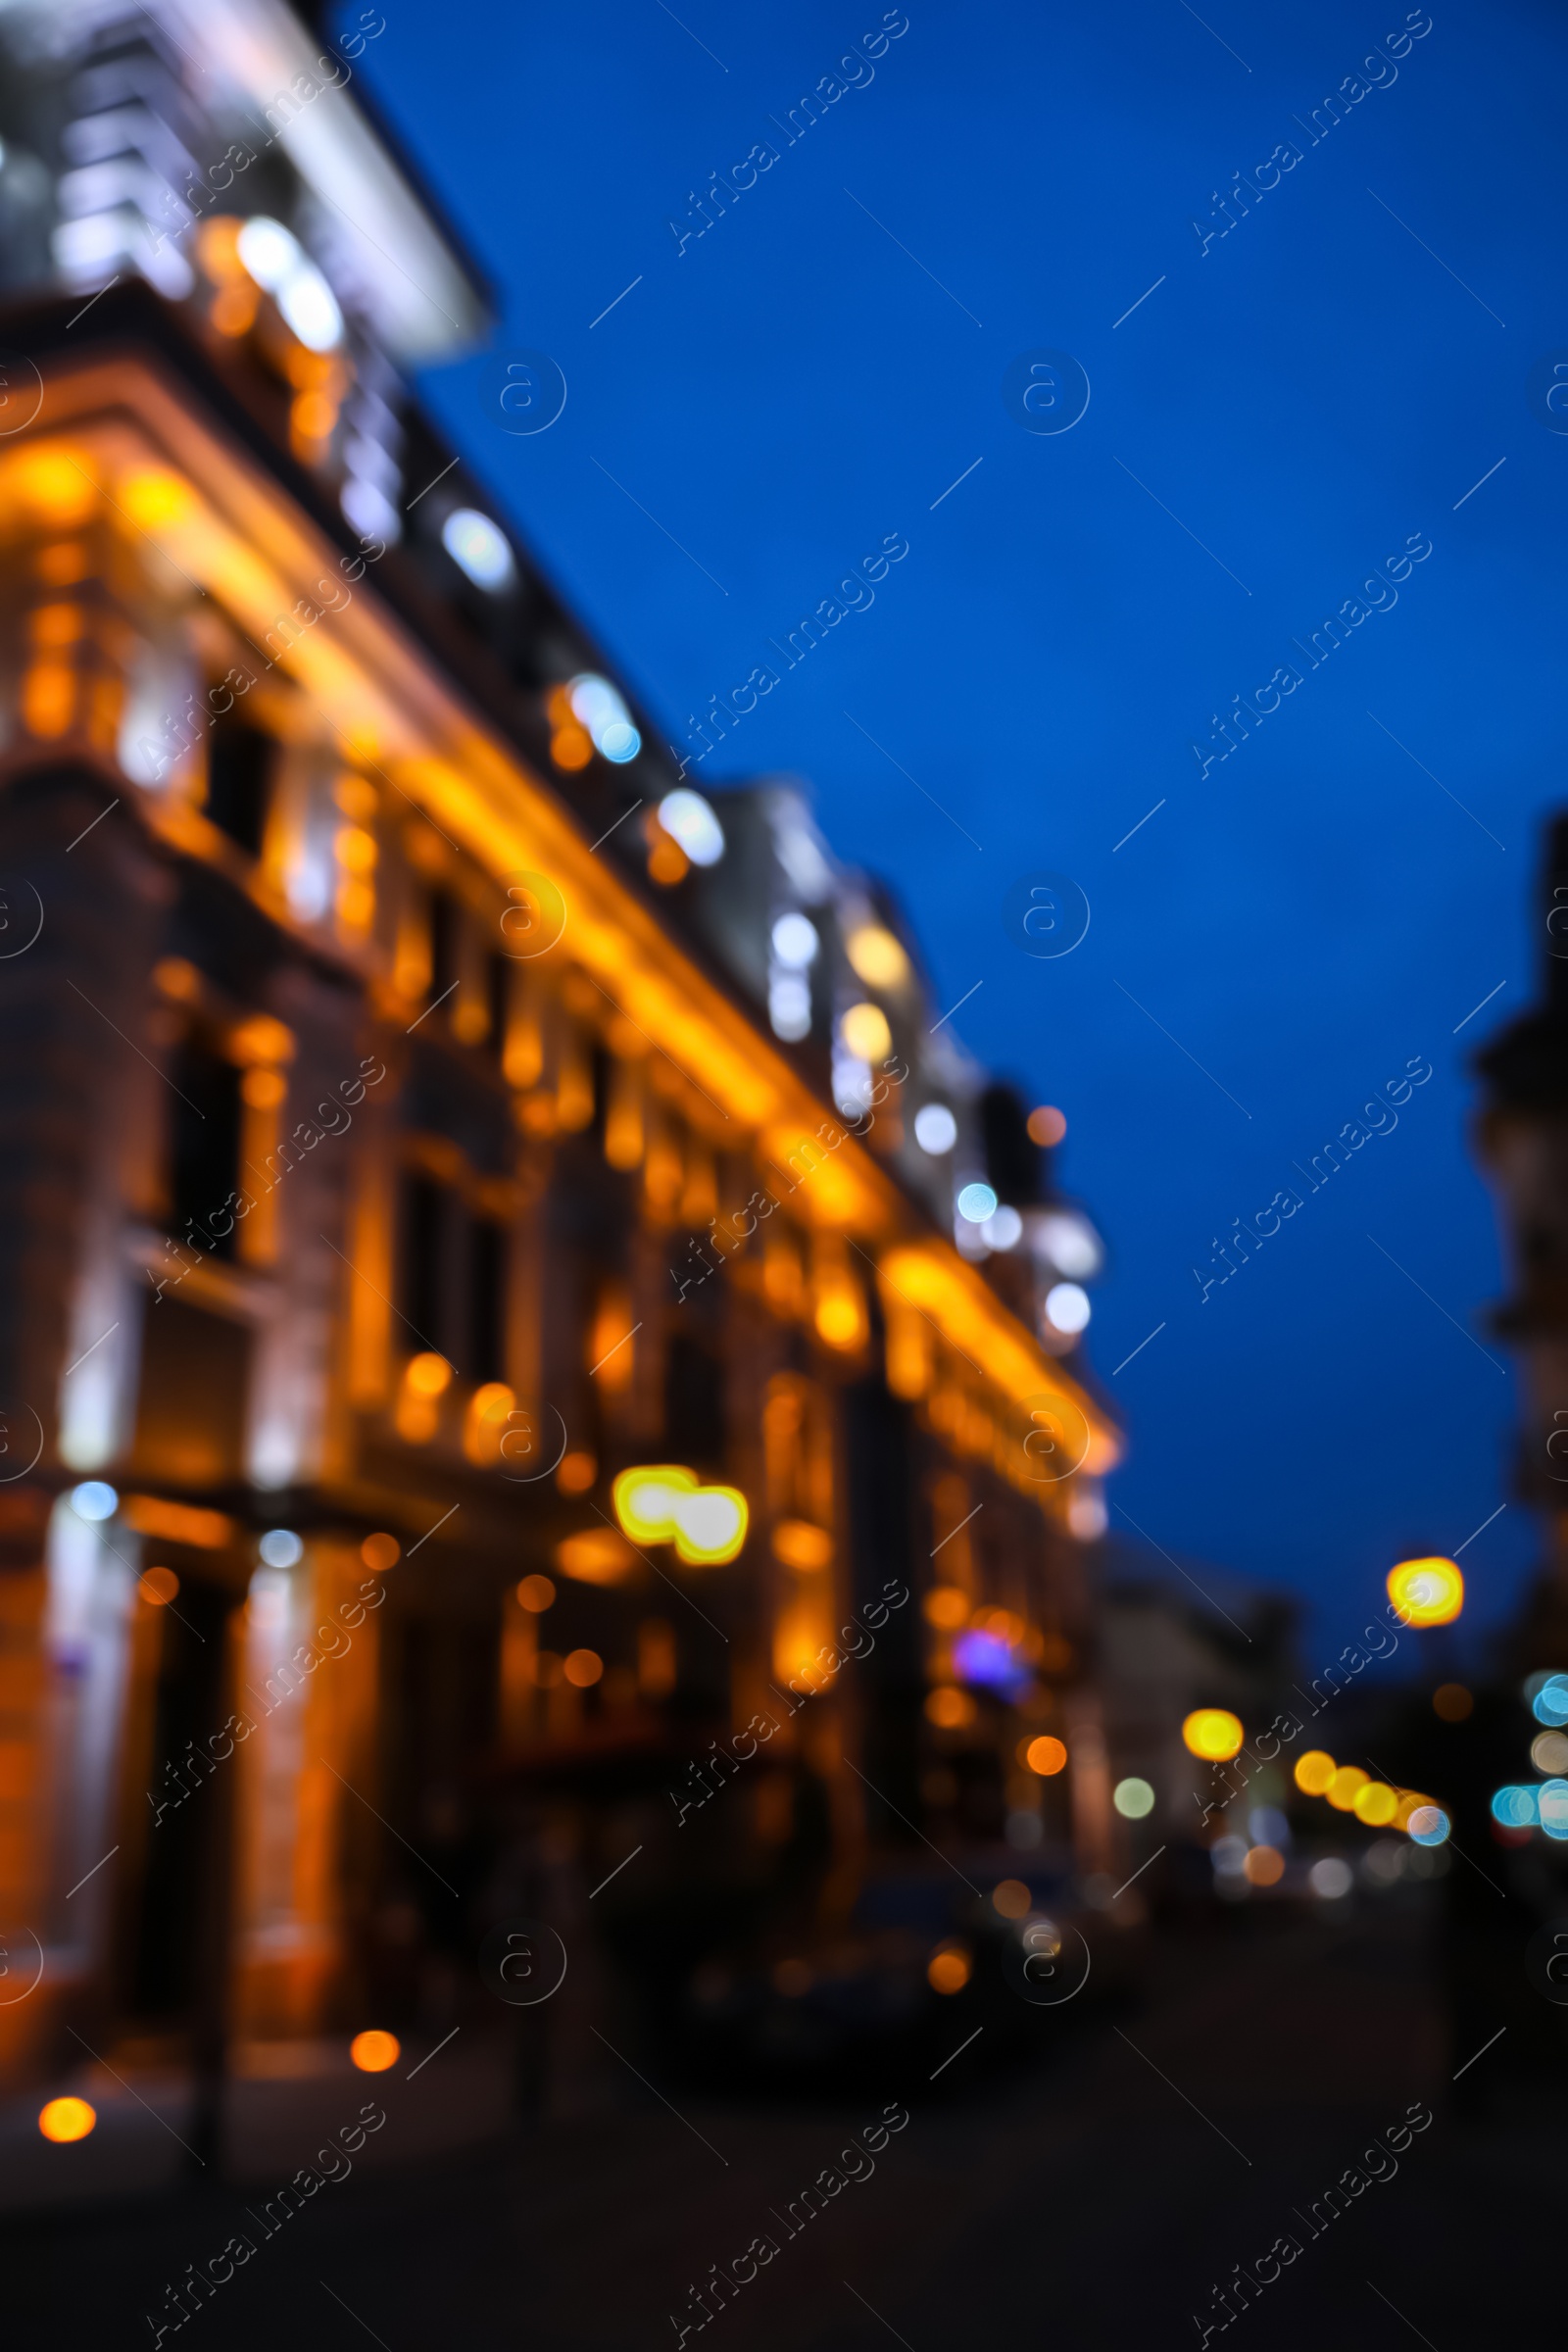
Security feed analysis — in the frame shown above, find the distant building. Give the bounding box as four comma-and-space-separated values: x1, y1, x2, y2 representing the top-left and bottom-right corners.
1098, 1546, 1298, 1857
1475, 812, 1568, 1662
0, 0, 1117, 2164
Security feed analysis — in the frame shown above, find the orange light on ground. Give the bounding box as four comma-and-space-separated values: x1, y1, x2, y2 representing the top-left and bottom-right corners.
1387, 1556, 1464, 1628
1182, 1708, 1245, 1762
992, 1879, 1031, 1919
38, 2097, 96, 2143
925, 1687, 975, 1730
516, 1575, 555, 1613
137, 1566, 179, 1606
1026, 1105, 1067, 1147
1023, 1735, 1068, 1777
362, 1533, 400, 1571
1244, 1846, 1286, 1886
927, 1943, 971, 1994
1295, 1750, 1338, 1796
350, 2031, 400, 2073
1327, 1766, 1369, 1812
564, 1648, 604, 1688
923, 1586, 969, 1630
1433, 1683, 1473, 1722
1353, 1782, 1399, 1827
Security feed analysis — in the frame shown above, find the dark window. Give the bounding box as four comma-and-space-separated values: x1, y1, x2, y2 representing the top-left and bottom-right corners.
470, 1219, 507, 1385
204, 721, 276, 858
664, 1333, 723, 1465
131, 1297, 251, 1488
590, 1042, 612, 1149
486, 953, 510, 1061
124, 1575, 236, 2019
980, 1082, 1044, 1207
399, 1171, 450, 1357
428, 889, 460, 1008
168, 1035, 242, 1258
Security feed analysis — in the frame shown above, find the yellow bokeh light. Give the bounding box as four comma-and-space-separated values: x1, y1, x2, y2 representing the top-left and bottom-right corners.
814, 1286, 865, 1351
1353, 1781, 1399, 1827
1295, 1750, 1338, 1797
839, 1002, 893, 1062
610, 1469, 749, 1563
673, 1485, 748, 1565
1386, 1556, 1464, 1628
404, 1351, 452, 1397
845, 925, 910, 991
612, 1464, 697, 1545
923, 1586, 969, 1630
121, 466, 196, 530
11, 447, 98, 523
38, 2097, 96, 2143
349, 2030, 399, 2073
925, 1686, 975, 1730
1182, 1708, 1245, 1762
1326, 1765, 1369, 1812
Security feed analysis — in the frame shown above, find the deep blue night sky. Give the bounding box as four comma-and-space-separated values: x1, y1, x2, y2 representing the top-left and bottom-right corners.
352, 0, 1568, 1656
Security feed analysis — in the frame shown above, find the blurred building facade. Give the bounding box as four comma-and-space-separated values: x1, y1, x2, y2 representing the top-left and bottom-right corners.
0, 0, 1119, 2138
1476, 811, 1568, 1664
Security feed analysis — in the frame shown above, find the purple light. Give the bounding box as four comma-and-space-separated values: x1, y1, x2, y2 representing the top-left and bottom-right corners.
953, 1629, 1027, 1694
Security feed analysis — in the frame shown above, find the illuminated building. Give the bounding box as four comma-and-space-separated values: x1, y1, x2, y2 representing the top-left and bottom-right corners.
0, 0, 1117, 2158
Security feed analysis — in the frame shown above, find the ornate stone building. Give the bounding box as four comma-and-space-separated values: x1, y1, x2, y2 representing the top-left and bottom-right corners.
0, 0, 1117, 2169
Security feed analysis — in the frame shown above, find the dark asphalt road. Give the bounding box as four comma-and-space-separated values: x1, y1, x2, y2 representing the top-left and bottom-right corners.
10, 1892, 1557, 2350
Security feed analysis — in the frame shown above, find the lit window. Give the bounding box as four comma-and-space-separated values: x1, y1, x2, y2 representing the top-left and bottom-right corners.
442, 508, 515, 591
1045, 1282, 1091, 1336
980, 1205, 1023, 1251
569, 674, 641, 763
771, 912, 819, 968
235, 217, 341, 350
1037, 1209, 1102, 1279
769, 973, 811, 1041
913, 1103, 956, 1155
658, 789, 724, 866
